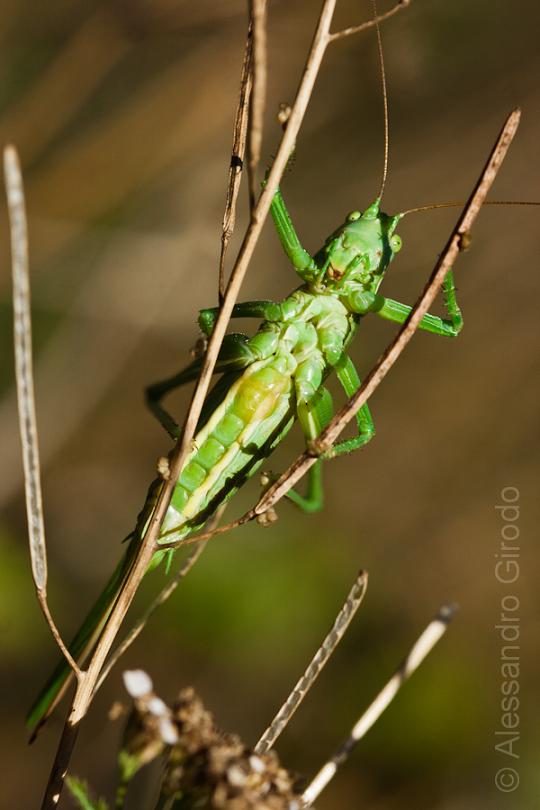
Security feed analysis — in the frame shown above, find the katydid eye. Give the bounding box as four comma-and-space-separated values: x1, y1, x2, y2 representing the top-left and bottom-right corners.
390, 234, 402, 252
347, 210, 361, 222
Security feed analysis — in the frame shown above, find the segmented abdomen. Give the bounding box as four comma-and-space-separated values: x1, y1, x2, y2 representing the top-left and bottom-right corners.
158, 355, 294, 543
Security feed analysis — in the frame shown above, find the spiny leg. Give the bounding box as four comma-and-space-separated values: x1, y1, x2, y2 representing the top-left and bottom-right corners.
323, 354, 375, 459
372, 271, 464, 337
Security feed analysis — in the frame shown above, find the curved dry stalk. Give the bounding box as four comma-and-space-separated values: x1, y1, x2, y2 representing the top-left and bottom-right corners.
247, 0, 268, 211
4, 146, 81, 679
254, 571, 368, 755
301, 604, 458, 807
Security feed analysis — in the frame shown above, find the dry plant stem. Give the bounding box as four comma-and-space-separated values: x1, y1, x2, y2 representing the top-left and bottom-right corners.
302, 604, 458, 807
255, 571, 368, 755
247, 0, 268, 211
255, 108, 522, 516
41, 3, 346, 806
4, 146, 81, 678
219, 21, 253, 301
329, 0, 411, 41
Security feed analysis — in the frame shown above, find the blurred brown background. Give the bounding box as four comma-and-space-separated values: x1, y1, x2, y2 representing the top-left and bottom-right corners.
0, 1, 538, 807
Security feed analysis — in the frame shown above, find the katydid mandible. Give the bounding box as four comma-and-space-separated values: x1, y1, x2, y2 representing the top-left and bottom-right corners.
27, 25, 465, 734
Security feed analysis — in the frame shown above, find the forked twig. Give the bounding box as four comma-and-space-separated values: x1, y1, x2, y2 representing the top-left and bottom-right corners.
255, 571, 368, 755
302, 604, 458, 807
4, 146, 81, 679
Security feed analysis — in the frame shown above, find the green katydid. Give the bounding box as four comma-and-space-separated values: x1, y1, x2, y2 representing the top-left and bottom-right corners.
29, 9, 529, 735
27, 178, 466, 731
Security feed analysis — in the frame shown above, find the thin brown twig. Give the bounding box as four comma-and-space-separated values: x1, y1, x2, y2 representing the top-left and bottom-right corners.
302, 604, 458, 806
218, 21, 253, 301
247, 0, 268, 212
329, 0, 411, 41
4, 145, 81, 680
41, 3, 343, 806
255, 571, 368, 755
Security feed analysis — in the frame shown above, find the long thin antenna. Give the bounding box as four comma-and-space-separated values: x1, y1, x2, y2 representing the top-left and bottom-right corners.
372, 0, 389, 200
402, 199, 540, 217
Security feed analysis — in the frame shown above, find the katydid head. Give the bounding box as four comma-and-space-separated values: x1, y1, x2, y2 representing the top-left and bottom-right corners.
312, 199, 403, 312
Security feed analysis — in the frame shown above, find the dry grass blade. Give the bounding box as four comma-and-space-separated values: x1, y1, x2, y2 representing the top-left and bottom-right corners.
255, 108, 522, 516
4, 145, 46, 591
302, 604, 458, 807
219, 21, 253, 300
254, 571, 368, 755
247, 0, 268, 211
4, 145, 81, 678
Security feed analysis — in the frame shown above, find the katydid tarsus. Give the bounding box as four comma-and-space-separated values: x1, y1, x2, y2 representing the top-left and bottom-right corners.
27, 8, 531, 736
